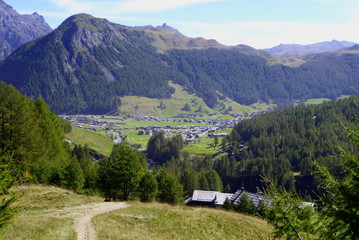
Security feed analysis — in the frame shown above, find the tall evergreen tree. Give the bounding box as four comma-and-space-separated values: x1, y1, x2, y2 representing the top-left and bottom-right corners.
315, 126, 359, 239
181, 169, 199, 197
0, 151, 15, 229
61, 158, 85, 193
155, 169, 183, 204
138, 171, 158, 202
236, 192, 257, 215
97, 143, 143, 200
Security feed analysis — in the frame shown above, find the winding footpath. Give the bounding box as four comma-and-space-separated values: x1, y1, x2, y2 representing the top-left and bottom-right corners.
46, 202, 129, 240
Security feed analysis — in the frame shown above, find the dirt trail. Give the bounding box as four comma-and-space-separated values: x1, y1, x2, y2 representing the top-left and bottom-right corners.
46, 202, 128, 240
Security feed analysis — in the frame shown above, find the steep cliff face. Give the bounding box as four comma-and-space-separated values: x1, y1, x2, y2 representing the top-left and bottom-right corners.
0, 0, 52, 60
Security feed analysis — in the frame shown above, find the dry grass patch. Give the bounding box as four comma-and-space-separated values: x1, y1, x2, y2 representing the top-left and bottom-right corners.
93, 202, 273, 240
12, 185, 103, 212
0, 185, 104, 240
0, 215, 76, 240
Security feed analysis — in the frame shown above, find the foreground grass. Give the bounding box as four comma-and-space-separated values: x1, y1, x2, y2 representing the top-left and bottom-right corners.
93, 202, 273, 240
11, 185, 102, 211
1, 185, 273, 240
0, 216, 75, 240
0, 185, 103, 240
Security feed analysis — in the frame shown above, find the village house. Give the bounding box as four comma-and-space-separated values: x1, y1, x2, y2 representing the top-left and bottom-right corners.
185, 188, 270, 208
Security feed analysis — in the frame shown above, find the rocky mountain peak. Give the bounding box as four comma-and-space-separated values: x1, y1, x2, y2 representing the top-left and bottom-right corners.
160, 23, 183, 35
0, 0, 52, 60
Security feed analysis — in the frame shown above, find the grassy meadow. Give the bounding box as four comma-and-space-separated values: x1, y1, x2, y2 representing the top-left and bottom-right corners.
93, 202, 273, 240
0, 185, 103, 240
65, 127, 114, 156
0, 185, 274, 240
305, 98, 331, 105
118, 81, 275, 117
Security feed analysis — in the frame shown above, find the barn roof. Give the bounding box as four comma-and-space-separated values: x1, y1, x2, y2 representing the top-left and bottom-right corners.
186, 190, 234, 205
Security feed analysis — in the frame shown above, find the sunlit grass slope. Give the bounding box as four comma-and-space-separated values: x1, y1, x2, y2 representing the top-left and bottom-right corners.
0, 185, 273, 240
93, 202, 273, 240
65, 127, 114, 156
0, 185, 102, 240
118, 81, 275, 117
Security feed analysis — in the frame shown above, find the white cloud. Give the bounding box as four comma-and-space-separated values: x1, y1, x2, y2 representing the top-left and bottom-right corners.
45, 0, 222, 15
116, 0, 222, 13
47, 0, 92, 13
179, 21, 359, 48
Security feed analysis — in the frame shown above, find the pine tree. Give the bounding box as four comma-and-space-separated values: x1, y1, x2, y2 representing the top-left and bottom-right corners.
155, 169, 183, 204
198, 171, 209, 190
214, 135, 219, 147
61, 158, 85, 192
181, 169, 199, 197
97, 143, 143, 201
223, 197, 233, 211
205, 170, 223, 191
0, 151, 15, 229
236, 192, 257, 215
183, 103, 191, 111
138, 171, 158, 202
315, 126, 359, 239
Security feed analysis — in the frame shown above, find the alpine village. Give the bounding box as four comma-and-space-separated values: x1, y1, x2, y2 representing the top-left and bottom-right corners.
0, 0, 358, 239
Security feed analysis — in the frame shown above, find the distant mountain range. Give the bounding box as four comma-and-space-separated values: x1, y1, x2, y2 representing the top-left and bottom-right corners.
264, 40, 356, 56
137, 23, 183, 35
0, 1, 359, 115
0, 0, 52, 60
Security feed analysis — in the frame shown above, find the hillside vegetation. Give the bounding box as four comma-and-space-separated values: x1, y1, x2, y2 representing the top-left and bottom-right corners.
224, 97, 359, 194
118, 81, 273, 116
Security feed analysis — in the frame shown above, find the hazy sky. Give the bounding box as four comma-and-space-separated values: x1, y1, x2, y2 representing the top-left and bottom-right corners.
5, 0, 359, 48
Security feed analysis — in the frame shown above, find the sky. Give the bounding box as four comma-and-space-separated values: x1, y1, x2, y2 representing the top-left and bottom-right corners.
5, 0, 359, 49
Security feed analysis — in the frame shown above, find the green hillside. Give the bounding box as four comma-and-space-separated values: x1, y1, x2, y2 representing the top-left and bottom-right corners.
224, 96, 359, 193
65, 127, 114, 156
94, 202, 272, 240
119, 81, 274, 117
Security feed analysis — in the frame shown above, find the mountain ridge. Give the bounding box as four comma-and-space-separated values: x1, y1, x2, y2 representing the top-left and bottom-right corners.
0, 0, 52, 60
1, 13, 359, 115
264, 40, 356, 56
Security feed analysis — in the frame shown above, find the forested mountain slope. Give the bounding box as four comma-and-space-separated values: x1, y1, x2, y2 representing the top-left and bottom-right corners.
0, 13, 359, 114
0, 14, 173, 114
222, 97, 359, 194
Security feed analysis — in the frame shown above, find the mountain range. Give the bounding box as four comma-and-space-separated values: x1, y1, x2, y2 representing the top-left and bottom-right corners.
0, 0, 52, 60
1, 13, 359, 114
0, 1, 359, 115
264, 40, 356, 56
